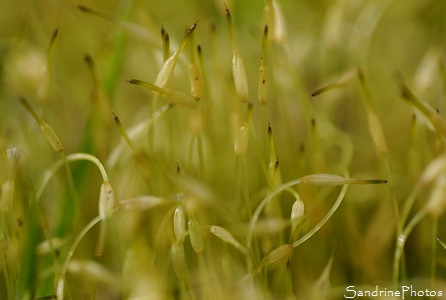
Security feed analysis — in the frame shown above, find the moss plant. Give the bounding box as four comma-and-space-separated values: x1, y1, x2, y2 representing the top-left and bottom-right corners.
2, 0, 446, 299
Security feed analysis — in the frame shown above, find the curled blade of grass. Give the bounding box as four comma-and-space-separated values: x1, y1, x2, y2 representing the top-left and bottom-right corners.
225, 5, 249, 102
154, 21, 198, 88
311, 69, 356, 96
128, 79, 195, 107
19, 97, 63, 152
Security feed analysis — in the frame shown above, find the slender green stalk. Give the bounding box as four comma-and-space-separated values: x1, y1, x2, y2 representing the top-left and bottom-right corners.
431, 217, 438, 293
35, 153, 108, 204
393, 209, 427, 286
56, 215, 103, 300
292, 184, 348, 248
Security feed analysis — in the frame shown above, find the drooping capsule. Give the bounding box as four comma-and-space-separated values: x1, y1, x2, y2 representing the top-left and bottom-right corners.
174, 206, 187, 243
99, 181, 114, 219
264, 243, 293, 270
188, 218, 204, 253
210, 225, 248, 255
171, 242, 186, 278
234, 124, 249, 156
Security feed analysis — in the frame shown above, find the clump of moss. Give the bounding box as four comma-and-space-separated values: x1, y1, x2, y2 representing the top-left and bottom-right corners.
1, 0, 446, 299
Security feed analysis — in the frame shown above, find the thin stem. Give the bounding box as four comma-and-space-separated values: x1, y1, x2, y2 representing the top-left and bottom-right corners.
57, 215, 103, 300
393, 209, 427, 287
431, 217, 438, 293
248, 178, 302, 249
36, 153, 108, 204
292, 184, 348, 248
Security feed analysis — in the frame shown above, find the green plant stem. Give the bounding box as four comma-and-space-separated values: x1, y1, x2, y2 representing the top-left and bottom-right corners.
35, 153, 108, 204
57, 215, 103, 300
292, 184, 348, 248
431, 217, 438, 293
382, 155, 400, 230
393, 209, 427, 287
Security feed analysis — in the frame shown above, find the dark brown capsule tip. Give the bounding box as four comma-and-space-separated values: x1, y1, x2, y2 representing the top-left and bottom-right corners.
176, 161, 181, 174
311, 89, 321, 97
311, 117, 316, 127
264, 26, 268, 34
112, 110, 119, 121
189, 20, 199, 32
224, 3, 230, 15
84, 54, 93, 65
267, 122, 272, 135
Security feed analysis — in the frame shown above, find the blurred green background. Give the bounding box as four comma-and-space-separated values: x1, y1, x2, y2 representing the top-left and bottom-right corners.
1, 0, 446, 299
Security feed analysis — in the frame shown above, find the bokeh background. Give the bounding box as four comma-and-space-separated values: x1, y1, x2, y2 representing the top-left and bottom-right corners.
1, 0, 446, 299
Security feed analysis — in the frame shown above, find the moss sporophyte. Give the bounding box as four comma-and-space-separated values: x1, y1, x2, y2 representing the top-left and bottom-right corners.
3, 1, 446, 299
